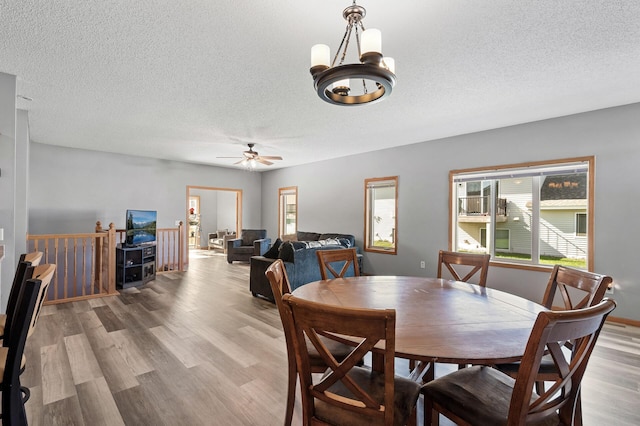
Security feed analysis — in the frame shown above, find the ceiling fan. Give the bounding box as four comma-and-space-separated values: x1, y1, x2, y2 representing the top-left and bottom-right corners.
217, 143, 283, 167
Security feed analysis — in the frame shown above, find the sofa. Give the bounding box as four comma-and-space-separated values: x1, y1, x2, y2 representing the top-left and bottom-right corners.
227, 229, 272, 263
208, 230, 236, 252
249, 231, 360, 301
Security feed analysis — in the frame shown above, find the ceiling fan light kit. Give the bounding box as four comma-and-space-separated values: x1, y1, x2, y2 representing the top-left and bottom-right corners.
218, 143, 283, 170
310, 1, 396, 106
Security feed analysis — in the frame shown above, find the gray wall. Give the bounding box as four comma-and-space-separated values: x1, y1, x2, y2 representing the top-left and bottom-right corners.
262, 103, 640, 321
217, 190, 237, 232
28, 143, 262, 238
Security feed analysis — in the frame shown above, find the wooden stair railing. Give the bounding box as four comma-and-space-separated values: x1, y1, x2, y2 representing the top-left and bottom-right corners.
26, 221, 185, 305
114, 221, 184, 273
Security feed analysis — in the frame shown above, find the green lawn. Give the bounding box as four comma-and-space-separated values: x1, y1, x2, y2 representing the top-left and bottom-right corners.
372, 240, 394, 248
494, 252, 587, 269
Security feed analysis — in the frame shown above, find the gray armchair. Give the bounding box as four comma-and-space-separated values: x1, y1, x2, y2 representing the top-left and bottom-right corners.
227, 229, 271, 263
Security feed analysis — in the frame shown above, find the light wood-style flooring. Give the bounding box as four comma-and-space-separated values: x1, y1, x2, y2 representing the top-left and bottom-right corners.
21, 250, 640, 425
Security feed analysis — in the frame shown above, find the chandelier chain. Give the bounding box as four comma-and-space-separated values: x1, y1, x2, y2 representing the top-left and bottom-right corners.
334, 23, 352, 67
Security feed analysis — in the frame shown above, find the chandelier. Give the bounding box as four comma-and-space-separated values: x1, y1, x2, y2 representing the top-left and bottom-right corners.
310, 1, 396, 106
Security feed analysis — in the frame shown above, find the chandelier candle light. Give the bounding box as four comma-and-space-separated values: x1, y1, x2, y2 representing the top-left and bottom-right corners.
310, 1, 396, 106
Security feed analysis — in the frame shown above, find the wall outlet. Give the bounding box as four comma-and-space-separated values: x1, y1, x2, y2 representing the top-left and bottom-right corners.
420, 260, 426, 269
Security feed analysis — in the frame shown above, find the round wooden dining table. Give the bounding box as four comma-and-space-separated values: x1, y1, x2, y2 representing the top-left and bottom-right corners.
291, 275, 548, 366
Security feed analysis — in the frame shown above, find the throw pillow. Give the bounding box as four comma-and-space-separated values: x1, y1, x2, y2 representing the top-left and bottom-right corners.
296, 231, 321, 241
263, 238, 282, 259
338, 238, 352, 248
217, 229, 228, 237
291, 241, 309, 250
278, 241, 295, 263
318, 238, 341, 246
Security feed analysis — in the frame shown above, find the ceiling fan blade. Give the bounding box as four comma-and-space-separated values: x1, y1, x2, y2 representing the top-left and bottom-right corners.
256, 158, 273, 166
234, 159, 248, 165
243, 151, 255, 158
217, 156, 243, 159
258, 155, 282, 160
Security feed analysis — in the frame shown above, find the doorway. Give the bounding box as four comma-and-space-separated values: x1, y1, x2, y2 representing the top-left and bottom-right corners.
186, 185, 242, 265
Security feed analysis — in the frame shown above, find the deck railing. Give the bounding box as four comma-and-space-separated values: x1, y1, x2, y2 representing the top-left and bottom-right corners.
26, 221, 185, 305
458, 196, 507, 216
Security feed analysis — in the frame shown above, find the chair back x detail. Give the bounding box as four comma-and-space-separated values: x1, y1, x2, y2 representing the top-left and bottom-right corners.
316, 248, 360, 280
542, 264, 612, 311
437, 250, 490, 286
283, 294, 421, 426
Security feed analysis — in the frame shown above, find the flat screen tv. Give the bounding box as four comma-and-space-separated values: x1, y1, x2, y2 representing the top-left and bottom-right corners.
125, 209, 157, 246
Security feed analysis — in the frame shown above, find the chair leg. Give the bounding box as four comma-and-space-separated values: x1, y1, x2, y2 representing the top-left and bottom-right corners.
284, 359, 297, 426
572, 389, 583, 426
423, 395, 434, 426
2, 382, 28, 426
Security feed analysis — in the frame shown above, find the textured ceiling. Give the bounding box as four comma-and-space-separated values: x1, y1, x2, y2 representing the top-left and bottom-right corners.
2, 0, 640, 170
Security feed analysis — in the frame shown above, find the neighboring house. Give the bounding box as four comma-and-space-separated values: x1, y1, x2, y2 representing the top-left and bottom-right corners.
456, 174, 587, 260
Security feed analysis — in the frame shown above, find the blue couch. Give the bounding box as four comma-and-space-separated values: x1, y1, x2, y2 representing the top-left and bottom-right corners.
249, 232, 359, 301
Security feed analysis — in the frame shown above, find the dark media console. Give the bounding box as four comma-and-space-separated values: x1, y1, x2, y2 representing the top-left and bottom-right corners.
116, 244, 156, 289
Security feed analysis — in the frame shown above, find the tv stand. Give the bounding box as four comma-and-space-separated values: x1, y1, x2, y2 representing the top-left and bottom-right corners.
116, 244, 156, 289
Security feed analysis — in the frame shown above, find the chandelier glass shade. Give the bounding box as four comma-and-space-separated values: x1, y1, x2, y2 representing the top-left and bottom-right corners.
310, 2, 396, 106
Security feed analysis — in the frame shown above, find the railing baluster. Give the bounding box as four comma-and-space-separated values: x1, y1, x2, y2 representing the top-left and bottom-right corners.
26, 223, 182, 304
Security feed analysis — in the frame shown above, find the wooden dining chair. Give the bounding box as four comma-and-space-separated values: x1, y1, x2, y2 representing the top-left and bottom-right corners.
1, 263, 55, 417
282, 293, 422, 426
437, 250, 491, 286
496, 265, 613, 401
266, 259, 363, 426
1, 267, 56, 425
422, 298, 616, 426
410, 250, 492, 374
0, 252, 44, 340
316, 248, 360, 280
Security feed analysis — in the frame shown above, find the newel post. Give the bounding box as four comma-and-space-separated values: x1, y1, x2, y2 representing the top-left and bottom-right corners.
178, 221, 184, 271
95, 221, 104, 290
107, 223, 117, 294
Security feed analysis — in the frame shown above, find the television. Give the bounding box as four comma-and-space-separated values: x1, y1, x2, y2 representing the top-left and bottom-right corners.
125, 209, 157, 246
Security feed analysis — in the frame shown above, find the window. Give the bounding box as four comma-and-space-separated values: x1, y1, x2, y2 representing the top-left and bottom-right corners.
365, 176, 398, 254
450, 157, 593, 270
278, 186, 297, 238
480, 228, 510, 250
576, 213, 587, 236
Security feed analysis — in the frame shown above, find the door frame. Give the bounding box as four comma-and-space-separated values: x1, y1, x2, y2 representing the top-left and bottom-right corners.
186, 185, 242, 264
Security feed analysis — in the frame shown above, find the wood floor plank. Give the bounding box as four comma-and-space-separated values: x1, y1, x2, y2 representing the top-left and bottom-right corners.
76, 377, 126, 426
41, 342, 77, 405
25, 384, 44, 426
148, 325, 208, 368
64, 333, 104, 385
92, 345, 141, 393
111, 384, 166, 426
109, 329, 155, 376
41, 395, 86, 426
93, 305, 126, 333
